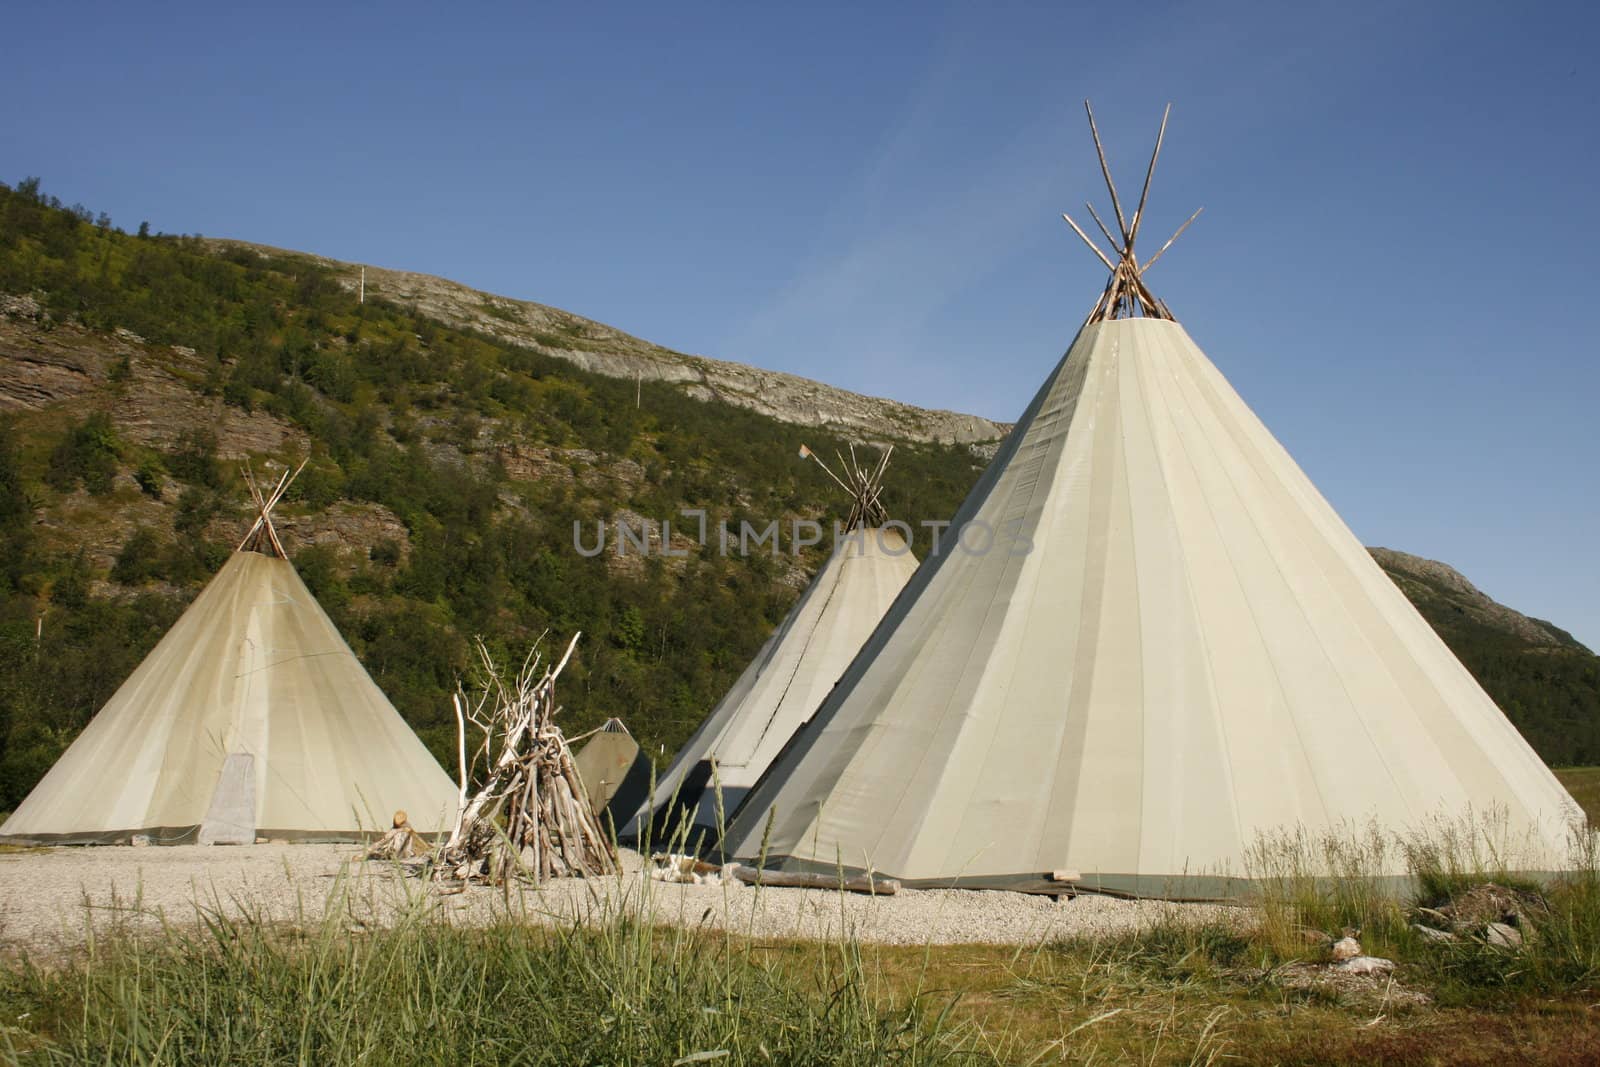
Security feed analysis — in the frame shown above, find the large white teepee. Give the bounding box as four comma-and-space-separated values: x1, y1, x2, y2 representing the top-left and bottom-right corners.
720, 106, 1582, 897
630, 446, 920, 839
0, 465, 460, 844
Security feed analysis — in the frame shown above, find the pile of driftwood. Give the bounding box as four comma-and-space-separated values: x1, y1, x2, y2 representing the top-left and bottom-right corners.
434, 633, 618, 886
367, 633, 617, 887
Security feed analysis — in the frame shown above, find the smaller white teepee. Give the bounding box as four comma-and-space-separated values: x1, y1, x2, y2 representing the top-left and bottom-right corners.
0, 461, 461, 844
628, 445, 920, 841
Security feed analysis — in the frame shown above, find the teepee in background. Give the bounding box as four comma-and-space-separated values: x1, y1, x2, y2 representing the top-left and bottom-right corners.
573, 717, 652, 830
629, 444, 921, 841
0, 461, 460, 845
720, 104, 1582, 897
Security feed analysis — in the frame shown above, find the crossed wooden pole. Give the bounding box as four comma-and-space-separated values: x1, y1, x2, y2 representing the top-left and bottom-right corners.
1062, 101, 1203, 324
800, 442, 894, 532
237, 457, 309, 558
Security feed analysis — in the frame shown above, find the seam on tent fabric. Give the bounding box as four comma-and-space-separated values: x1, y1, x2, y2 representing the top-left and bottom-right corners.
734, 343, 1080, 869
870, 347, 1084, 855
1145, 326, 1245, 863
958, 370, 1079, 871
1180, 355, 1412, 820
1019, 336, 1101, 868
751, 551, 851, 752
1193, 361, 1559, 813
1186, 361, 1452, 815
1160, 332, 1331, 830
1030, 330, 1116, 870
867, 437, 1050, 867
1126, 327, 1190, 876
940, 330, 1100, 875
891, 512, 1028, 870
1110, 327, 1147, 873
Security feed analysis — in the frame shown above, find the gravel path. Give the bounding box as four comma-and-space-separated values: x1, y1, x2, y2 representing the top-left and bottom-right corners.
0, 845, 1237, 958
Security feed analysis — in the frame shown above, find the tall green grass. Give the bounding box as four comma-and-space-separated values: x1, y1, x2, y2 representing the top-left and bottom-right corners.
0, 874, 982, 1065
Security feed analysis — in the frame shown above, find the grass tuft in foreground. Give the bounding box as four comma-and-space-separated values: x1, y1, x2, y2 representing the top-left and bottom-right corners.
0, 887, 980, 1065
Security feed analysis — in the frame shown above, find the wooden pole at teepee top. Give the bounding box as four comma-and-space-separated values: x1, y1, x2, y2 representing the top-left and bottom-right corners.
1061, 213, 1119, 273
799, 441, 895, 531
1068, 102, 1197, 324
1140, 206, 1203, 274
1126, 103, 1171, 249
799, 444, 854, 497
1084, 100, 1129, 239
237, 456, 310, 557
1086, 202, 1121, 255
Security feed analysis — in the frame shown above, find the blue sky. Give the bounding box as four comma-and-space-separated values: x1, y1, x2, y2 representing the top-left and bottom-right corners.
6, 0, 1598, 648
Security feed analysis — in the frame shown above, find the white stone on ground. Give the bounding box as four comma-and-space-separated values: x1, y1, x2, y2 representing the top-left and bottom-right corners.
1333, 956, 1396, 975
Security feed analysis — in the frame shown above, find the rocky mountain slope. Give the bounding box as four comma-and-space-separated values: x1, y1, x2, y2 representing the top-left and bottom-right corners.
210, 240, 1009, 451
1371, 547, 1588, 651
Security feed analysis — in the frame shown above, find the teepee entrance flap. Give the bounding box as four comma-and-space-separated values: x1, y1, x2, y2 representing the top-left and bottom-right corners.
198, 752, 256, 845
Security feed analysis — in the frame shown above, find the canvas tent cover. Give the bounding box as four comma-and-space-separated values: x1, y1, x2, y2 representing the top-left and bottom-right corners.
720, 318, 1582, 896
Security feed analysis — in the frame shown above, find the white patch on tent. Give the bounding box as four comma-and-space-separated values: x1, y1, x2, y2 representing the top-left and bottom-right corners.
199, 752, 256, 845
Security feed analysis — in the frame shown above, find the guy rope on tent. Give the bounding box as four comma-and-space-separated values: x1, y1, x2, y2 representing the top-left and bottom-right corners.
1062, 101, 1204, 325
798, 441, 893, 531
237, 457, 309, 558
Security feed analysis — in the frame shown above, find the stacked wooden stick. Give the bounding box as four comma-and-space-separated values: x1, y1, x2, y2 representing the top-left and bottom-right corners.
435, 633, 618, 886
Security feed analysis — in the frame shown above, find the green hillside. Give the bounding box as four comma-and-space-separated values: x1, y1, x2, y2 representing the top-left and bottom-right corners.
0, 178, 985, 810
0, 178, 1595, 815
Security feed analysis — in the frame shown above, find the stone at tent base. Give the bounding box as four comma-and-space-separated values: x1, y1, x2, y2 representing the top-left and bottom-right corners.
129, 835, 151, 847
1330, 936, 1362, 962
1333, 956, 1395, 976
1436, 883, 1545, 931
1485, 921, 1523, 948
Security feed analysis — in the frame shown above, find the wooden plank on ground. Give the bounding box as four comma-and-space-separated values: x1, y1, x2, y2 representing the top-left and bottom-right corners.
731, 865, 899, 895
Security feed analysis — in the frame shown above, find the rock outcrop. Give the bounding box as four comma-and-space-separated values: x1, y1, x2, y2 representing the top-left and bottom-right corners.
1370, 547, 1583, 649
208, 240, 1010, 450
